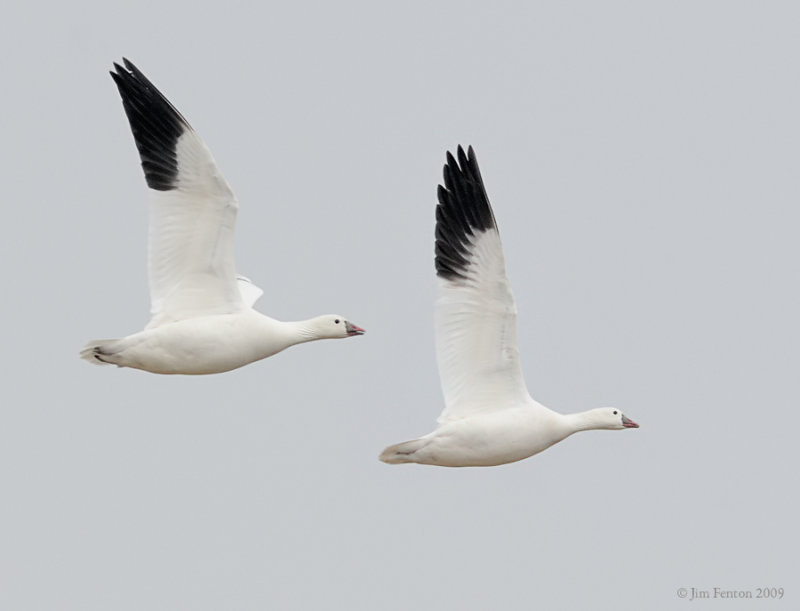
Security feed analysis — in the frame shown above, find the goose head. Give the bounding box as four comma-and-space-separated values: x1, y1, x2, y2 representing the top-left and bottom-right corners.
591, 407, 639, 430
308, 315, 365, 339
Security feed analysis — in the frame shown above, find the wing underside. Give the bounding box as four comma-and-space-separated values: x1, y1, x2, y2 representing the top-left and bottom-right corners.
110, 59, 244, 327
434, 147, 530, 423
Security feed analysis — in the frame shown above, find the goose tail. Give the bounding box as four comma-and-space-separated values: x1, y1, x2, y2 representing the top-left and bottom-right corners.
379, 438, 428, 464
80, 339, 123, 366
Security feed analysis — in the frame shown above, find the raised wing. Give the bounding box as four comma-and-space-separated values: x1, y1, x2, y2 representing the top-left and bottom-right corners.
110, 59, 243, 328
434, 146, 530, 423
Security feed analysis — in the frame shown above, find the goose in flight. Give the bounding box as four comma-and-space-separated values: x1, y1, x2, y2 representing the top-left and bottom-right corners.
81, 59, 364, 375
380, 146, 637, 466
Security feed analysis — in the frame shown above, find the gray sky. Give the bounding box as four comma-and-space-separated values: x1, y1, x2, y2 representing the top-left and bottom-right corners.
2, 1, 798, 609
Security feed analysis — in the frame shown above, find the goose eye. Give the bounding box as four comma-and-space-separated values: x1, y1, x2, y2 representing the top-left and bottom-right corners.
613, 410, 618, 415
335, 319, 340, 324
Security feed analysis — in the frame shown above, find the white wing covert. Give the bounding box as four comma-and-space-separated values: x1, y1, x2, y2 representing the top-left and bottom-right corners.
434, 147, 530, 423
111, 59, 243, 328
236, 275, 264, 308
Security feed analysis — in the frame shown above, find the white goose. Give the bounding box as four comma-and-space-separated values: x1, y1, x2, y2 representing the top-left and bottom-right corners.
380, 146, 638, 467
81, 59, 364, 375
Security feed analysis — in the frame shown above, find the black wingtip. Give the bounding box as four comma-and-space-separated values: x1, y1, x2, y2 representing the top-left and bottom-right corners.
434, 145, 497, 281
110, 58, 191, 191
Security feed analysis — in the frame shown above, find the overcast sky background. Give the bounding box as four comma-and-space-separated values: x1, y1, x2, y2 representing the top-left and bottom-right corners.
1, 1, 798, 609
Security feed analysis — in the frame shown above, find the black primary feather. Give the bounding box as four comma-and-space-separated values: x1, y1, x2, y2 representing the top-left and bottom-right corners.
110, 58, 191, 191
435, 145, 497, 280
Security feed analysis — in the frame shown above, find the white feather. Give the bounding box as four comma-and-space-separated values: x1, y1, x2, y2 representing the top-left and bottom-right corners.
145, 130, 242, 329
434, 229, 529, 423
236, 275, 264, 308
